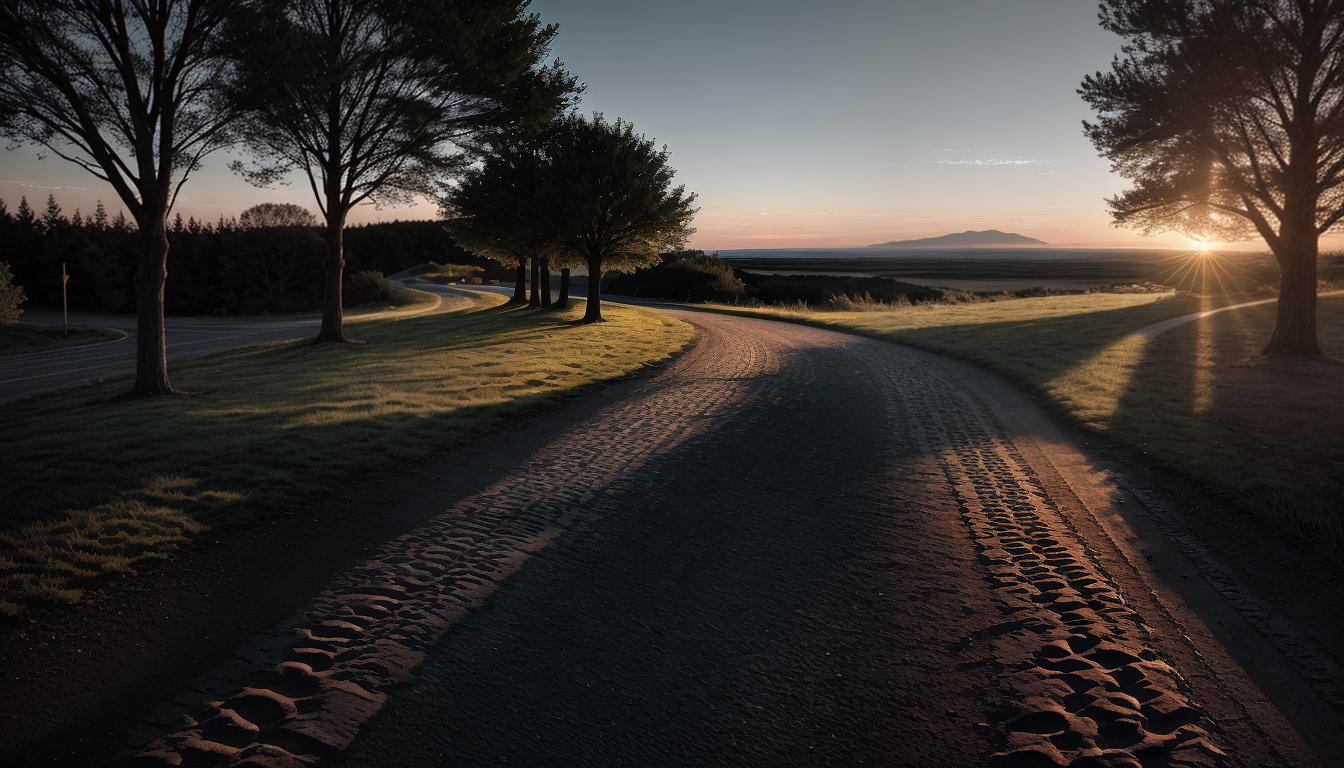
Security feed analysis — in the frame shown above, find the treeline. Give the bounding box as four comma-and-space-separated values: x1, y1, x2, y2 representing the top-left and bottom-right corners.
0, 195, 502, 315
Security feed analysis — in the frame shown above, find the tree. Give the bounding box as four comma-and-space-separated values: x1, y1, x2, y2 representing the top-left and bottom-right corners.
0, 0, 240, 394
237, 202, 320, 311
1082, 0, 1344, 357
239, 202, 318, 230
0, 261, 25, 324
41, 194, 63, 231
229, 0, 574, 342
14, 197, 34, 229
442, 141, 546, 306
539, 114, 698, 323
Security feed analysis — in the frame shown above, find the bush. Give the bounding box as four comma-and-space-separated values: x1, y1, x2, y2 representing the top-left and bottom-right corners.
0, 261, 26, 324
416, 261, 485, 284
607, 251, 746, 302
344, 270, 395, 307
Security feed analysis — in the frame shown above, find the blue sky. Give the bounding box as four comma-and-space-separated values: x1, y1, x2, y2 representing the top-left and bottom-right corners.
0, 1, 1203, 249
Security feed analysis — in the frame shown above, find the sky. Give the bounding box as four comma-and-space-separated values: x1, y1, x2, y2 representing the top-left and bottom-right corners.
0, 1, 1220, 250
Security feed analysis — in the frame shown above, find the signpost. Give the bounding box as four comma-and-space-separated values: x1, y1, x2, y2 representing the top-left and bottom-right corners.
61, 262, 69, 335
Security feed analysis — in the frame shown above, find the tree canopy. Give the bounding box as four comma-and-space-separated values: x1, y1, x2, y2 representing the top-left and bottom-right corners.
0, 0, 244, 393
228, 0, 578, 341
538, 113, 698, 322
239, 203, 318, 230
1081, 0, 1344, 356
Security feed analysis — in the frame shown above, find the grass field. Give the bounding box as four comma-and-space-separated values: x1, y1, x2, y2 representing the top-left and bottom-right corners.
0, 324, 122, 356
709, 291, 1344, 561
0, 295, 693, 619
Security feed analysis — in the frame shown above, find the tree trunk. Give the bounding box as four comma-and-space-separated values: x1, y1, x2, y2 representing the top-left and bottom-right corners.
540, 255, 552, 307
1264, 230, 1321, 357
528, 256, 541, 308
317, 214, 348, 343
582, 257, 604, 323
511, 258, 527, 304
131, 218, 173, 396
556, 268, 570, 309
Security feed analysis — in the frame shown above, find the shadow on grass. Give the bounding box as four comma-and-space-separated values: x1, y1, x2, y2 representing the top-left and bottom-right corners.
0, 299, 693, 618
1107, 297, 1344, 561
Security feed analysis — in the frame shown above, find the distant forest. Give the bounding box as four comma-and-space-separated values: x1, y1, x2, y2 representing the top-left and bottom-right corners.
0, 195, 506, 315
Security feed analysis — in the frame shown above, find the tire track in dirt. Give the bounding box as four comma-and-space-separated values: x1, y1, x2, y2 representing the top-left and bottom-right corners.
893, 356, 1252, 767
111, 317, 782, 768
96, 309, 1324, 768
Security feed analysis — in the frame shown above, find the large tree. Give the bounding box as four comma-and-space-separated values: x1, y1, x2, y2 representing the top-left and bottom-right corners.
539, 114, 698, 323
441, 140, 546, 306
0, 0, 240, 394
229, 0, 572, 342
1082, 0, 1344, 357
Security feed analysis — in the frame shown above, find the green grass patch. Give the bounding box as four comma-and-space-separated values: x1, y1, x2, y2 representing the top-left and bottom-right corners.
0, 324, 122, 356
708, 292, 1344, 561
0, 295, 693, 619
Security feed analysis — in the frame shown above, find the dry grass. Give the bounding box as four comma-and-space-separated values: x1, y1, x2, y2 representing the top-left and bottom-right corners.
708, 292, 1344, 560
0, 295, 693, 619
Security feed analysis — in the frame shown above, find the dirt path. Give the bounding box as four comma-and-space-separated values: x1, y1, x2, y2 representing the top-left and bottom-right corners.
3, 310, 1339, 767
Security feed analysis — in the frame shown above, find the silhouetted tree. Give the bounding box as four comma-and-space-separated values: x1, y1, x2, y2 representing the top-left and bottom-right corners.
14, 197, 34, 229
539, 114, 698, 322
237, 203, 320, 311
0, 0, 241, 394
239, 202, 318, 230
1082, 0, 1344, 357
41, 195, 63, 232
443, 132, 570, 307
229, 0, 573, 342
0, 261, 25, 324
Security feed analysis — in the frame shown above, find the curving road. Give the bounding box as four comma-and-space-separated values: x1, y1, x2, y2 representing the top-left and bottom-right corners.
71, 305, 1341, 768
0, 280, 476, 404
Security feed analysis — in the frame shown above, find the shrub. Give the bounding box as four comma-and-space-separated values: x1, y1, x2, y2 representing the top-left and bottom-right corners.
344, 270, 395, 307
417, 262, 484, 284
607, 251, 746, 302
0, 261, 26, 324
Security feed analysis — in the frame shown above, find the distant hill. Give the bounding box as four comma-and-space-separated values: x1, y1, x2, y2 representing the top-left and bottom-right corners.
868, 229, 1048, 248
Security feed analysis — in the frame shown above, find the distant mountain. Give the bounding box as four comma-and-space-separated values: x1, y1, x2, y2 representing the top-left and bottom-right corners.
868, 229, 1048, 248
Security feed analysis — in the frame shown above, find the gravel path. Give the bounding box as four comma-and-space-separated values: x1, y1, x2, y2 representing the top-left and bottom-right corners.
13, 309, 1334, 767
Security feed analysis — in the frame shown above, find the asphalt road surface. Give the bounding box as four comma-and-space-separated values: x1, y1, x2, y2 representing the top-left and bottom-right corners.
0, 281, 475, 403
78, 307, 1337, 768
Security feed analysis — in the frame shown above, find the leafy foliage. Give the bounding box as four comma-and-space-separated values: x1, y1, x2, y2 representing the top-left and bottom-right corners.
0, 0, 241, 221
0, 261, 25, 324
239, 203, 318, 230
1081, 0, 1344, 355
607, 251, 746, 302
228, 0, 575, 219
0, 196, 501, 315
540, 114, 698, 274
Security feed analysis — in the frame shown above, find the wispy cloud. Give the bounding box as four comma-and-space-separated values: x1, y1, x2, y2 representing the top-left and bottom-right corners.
0, 178, 92, 191
936, 158, 1047, 167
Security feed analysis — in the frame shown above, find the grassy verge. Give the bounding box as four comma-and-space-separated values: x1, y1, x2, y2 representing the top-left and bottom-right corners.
0, 295, 693, 619
0, 324, 122, 356
704, 292, 1344, 561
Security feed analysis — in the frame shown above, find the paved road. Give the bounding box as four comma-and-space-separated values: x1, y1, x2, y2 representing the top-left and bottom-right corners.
101, 309, 1335, 768
0, 281, 475, 403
